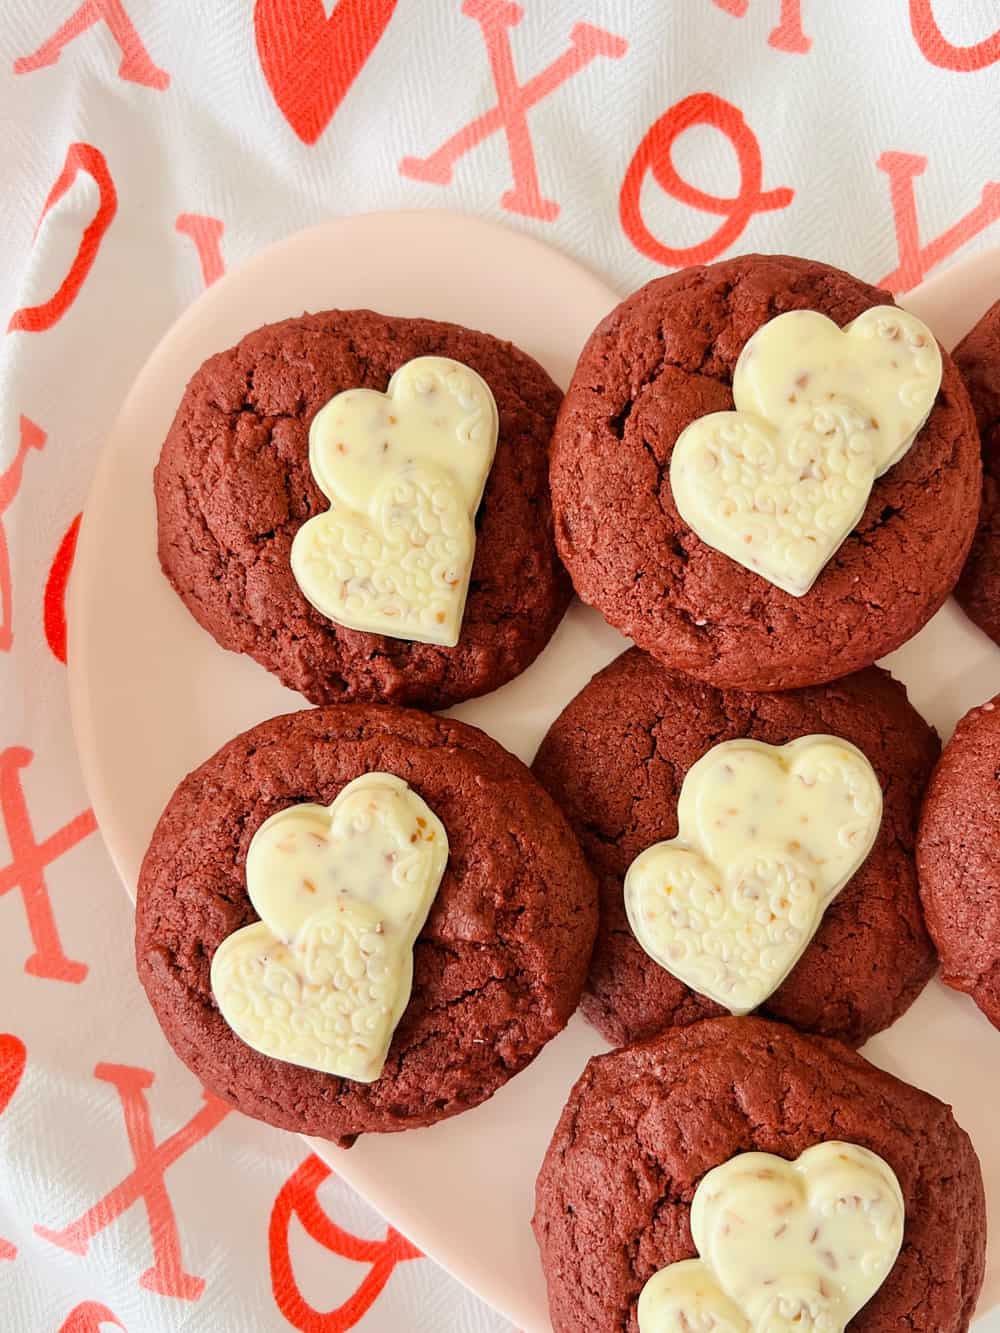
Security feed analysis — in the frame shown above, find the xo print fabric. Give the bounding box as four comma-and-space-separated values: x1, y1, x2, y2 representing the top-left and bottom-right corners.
2, 1, 1000, 1328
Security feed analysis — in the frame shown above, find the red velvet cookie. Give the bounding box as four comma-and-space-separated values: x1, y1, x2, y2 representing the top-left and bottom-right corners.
549, 254, 981, 690
917, 694, 1000, 1029
135, 704, 597, 1145
155, 310, 570, 708
954, 297, 1000, 642
533, 1017, 985, 1333
532, 649, 938, 1047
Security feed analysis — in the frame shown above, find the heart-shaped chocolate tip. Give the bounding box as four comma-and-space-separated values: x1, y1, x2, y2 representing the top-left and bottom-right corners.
210, 772, 448, 1083
638, 1143, 904, 1333
670, 306, 942, 596
624, 735, 882, 1014
291, 356, 499, 646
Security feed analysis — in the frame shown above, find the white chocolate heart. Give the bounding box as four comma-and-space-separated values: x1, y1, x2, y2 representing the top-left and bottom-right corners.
638, 1143, 905, 1333
624, 736, 882, 1014
638, 1259, 746, 1332
670, 306, 942, 595
210, 773, 448, 1083
291, 356, 499, 645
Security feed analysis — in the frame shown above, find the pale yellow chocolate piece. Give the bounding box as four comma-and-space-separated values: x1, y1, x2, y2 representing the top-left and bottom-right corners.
291, 356, 499, 645
210, 773, 448, 1082
638, 1143, 905, 1333
624, 736, 882, 1014
670, 306, 942, 596
638, 1259, 745, 1332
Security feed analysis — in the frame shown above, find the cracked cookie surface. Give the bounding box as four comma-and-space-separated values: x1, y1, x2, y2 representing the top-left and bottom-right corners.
532, 650, 937, 1048
533, 1016, 985, 1333
135, 704, 597, 1145
155, 310, 569, 708
953, 297, 1000, 644
549, 254, 981, 690
917, 695, 1000, 1029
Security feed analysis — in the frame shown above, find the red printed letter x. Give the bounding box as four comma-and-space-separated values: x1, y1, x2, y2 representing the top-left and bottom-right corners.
877, 150, 1000, 292
174, 214, 226, 288
13, 0, 169, 90
400, 0, 627, 220
0, 416, 46, 654
36, 1064, 231, 1301
711, 0, 811, 53
0, 746, 95, 983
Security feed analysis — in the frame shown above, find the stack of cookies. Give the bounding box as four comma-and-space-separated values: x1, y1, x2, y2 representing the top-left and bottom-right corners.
139, 254, 1000, 1332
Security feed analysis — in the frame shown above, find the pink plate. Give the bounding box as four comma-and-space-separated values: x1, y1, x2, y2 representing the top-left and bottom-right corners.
67, 214, 1000, 1332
